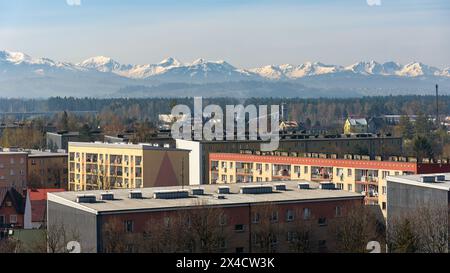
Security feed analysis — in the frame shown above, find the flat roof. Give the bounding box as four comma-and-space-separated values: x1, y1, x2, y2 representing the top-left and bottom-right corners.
47, 180, 363, 215
387, 173, 450, 191
176, 135, 401, 144
28, 150, 68, 157
68, 142, 189, 152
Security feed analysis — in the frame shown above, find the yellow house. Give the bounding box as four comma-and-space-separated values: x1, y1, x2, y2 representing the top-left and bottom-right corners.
344, 118, 368, 134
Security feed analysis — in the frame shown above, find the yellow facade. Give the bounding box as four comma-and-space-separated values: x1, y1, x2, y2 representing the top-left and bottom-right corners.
343, 118, 368, 134
68, 142, 189, 191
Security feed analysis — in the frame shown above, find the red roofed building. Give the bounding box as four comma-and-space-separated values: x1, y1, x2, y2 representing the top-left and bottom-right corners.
24, 188, 65, 229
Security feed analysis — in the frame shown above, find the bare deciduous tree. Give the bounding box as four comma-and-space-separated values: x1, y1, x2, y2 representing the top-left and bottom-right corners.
387, 205, 448, 253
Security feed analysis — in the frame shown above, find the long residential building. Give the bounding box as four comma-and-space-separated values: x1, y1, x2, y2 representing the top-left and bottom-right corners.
176, 134, 403, 185
209, 152, 450, 216
68, 142, 190, 191
47, 180, 364, 253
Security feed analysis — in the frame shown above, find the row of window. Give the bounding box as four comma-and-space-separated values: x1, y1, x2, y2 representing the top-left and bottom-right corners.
0, 158, 25, 166
70, 153, 142, 166
213, 161, 407, 179
0, 169, 26, 177
121, 207, 341, 233
0, 214, 18, 224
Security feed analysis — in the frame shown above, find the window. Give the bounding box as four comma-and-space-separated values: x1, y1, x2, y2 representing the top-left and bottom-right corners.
230, 175, 234, 182
294, 166, 301, 175
286, 210, 294, 222
270, 211, 279, 223
335, 206, 342, 217
347, 184, 353, 191
287, 231, 295, 242
394, 172, 400, 176
318, 217, 327, 226
124, 220, 134, 233
252, 212, 260, 224
221, 175, 227, 183
265, 164, 269, 172
336, 183, 344, 190
382, 202, 387, 210
382, 186, 387, 195
20, 158, 24, 164
10, 215, 17, 224
235, 247, 244, 253
347, 169, 352, 177
382, 171, 390, 179
9, 169, 15, 176
10, 158, 14, 164
5, 201, 12, 207
303, 208, 311, 220
234, 224, 245, 232
304, 166, 308, 174
229, 162, 233, 169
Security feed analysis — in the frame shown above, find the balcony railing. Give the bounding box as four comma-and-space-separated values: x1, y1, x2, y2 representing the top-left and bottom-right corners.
236, 168, 253, 174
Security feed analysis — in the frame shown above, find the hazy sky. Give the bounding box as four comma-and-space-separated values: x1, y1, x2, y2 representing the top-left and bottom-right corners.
0, 0, 449, 68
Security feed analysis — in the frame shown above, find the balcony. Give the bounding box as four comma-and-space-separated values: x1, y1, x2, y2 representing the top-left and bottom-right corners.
236, 168, 253, 174
311, 167, 333, 181
356, 176, 379, 186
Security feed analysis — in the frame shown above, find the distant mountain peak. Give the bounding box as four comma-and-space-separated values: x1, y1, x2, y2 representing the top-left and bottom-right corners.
158, 57, 182, 67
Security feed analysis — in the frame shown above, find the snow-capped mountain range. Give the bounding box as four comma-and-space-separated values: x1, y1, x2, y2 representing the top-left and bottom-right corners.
1, 49, 449, 80
1, 49, 450, 98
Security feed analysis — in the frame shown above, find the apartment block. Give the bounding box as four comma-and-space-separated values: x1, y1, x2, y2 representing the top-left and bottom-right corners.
176, 135, 403, 186
0, 150, 28, 190
209, 152, 450, 216
27, 150, 68, 189
68, 142, 190, 191
47, 181, 364, 253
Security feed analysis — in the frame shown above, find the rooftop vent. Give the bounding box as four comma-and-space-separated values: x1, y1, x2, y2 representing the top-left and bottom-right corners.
100, 192, 114, 201
129, 190, 143, 199
76, 194, 96, 203
274, 183, 287, 191
218, 186, 230, 194
319, 182, 336, 190
191, 188, 205, 196
435, 175, 446, 182
420, 175, 437, 183
153, 189, 189, 199
298, 182, 310, 189
240, 185, 273, 194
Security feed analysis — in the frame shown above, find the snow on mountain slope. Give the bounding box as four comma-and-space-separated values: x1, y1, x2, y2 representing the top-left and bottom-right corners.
396, 62, 440, 77
1, 49, 449, 82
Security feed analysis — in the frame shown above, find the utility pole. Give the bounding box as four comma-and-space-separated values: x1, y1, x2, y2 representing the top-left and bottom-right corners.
436, 84, 440, 128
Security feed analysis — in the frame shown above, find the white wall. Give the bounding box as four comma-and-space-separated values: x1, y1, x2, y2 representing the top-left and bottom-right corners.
176, 139, 202, 185
24, 190, 32, 229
